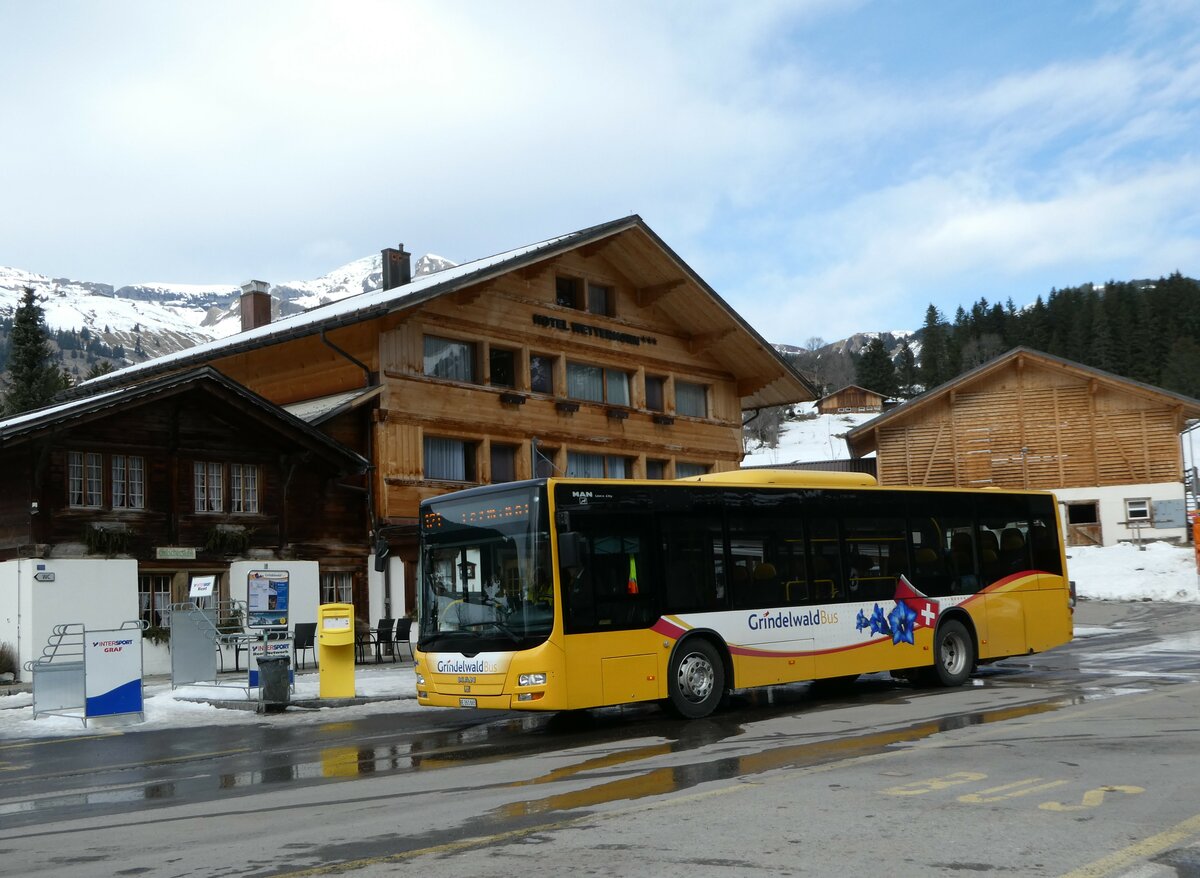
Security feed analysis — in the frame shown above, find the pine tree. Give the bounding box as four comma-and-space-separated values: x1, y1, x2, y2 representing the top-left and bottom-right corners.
897, 339, 918, 397
1160, 336, 1200, 398
2, 287, 65, 415
856, 337, 898, 397
919, 305, 949, 389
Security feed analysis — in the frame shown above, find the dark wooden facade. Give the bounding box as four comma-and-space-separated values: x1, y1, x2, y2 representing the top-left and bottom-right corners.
0, 369, 368, 614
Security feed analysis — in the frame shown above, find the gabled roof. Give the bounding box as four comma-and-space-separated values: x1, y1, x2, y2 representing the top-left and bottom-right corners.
845, 347, 1200, 457
68, 216, 816, 409
1, 367, 367, 472
817, 384, 884, 403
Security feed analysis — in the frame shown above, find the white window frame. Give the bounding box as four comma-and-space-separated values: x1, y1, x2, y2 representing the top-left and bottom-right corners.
1124, 498, 1151, 522
230, 463, 260, 513
112, 454, 146, 510
321, 571, 353, 604
194, 461, 224, 513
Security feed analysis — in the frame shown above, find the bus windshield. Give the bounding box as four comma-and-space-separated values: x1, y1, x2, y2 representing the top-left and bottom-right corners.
418, 483, 553, 652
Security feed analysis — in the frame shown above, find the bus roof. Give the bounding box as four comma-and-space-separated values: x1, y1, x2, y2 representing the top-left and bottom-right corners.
677, 469, 878, 488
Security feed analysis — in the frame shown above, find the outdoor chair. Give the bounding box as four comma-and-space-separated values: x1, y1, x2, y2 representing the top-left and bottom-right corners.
293, 622, 317, 669
371, 618, 395, 663
393, 617, 413, 661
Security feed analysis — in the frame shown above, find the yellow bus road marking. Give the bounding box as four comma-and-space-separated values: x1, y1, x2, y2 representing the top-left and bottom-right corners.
0, 762, 30, 773
1040, 785, 1145, 813
957, 777, 1070, 804
1059, 812, 1200, 878
881, 771, 987, 796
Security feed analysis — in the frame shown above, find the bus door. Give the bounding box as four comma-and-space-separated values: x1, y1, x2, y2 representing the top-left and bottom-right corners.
560, 512, 659, 707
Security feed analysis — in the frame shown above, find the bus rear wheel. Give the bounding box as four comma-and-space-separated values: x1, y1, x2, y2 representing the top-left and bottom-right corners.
928, 619, 974, 686
667, 639, 725, 719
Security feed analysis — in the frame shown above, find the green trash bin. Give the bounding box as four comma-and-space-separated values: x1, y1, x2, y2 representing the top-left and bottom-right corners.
257, 656, 291, 713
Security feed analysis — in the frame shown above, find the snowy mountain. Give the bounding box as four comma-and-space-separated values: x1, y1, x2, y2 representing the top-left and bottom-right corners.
0, 252, 457, 382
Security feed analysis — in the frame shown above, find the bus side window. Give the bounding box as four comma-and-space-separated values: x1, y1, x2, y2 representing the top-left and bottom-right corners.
808, 518, 841, 602
661, 517, 724, 613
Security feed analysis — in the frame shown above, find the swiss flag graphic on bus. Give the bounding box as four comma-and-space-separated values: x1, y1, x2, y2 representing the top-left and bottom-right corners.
895, 575, 940, 631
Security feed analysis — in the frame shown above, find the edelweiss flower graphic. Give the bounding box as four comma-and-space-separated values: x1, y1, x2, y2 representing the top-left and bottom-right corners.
887, 600, 918, 645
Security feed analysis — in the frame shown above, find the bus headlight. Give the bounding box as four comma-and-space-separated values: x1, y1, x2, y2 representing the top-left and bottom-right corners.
518, 673, 546, 687
415, 672, 425, 685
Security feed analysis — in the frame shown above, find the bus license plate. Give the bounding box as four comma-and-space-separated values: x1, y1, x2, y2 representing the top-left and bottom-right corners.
459, 697, 477, 708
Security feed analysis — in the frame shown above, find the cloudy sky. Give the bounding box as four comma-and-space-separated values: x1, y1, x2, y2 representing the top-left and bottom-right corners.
2, 0, 1198, 343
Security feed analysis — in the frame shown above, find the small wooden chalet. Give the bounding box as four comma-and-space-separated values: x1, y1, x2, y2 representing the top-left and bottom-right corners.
72, 216, 817, 614
0, 367, 368, 620
845, 348, 1200, 546
816, 384, 885, 415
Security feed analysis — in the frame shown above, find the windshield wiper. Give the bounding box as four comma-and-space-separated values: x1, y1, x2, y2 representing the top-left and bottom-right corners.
459, 619, 523, 645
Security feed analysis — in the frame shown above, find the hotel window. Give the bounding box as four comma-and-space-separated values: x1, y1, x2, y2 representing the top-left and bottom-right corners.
194, 462, 224, 513
139, 573, 173, 628
490, 444, 517, 483
530, 354, 556, 394
489, 347, 516, 388
645, 375, 665, 412
567, 451, 631, 479
424, 436, 477, 482
423, 335, 476, 382
676, 462, 709, 478
68, 451, 103, 507
567, 362, 630, 406
533, 444, 559, 478
321, 571, 353, 604
111, 455, 146, 509
231, 464, 260, 513
675, 381, 709, 418
556, 276, 582, 309
646, 459, 667, 480
587, 283, 612, 316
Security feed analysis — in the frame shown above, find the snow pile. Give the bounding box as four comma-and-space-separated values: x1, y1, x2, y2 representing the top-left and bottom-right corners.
1068, 541, 1198, 603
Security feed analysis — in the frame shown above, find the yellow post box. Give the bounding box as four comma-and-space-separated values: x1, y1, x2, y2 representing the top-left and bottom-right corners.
317, 603, 356, 698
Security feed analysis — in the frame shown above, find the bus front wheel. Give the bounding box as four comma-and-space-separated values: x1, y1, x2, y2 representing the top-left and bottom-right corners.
929, 619, 975, 686
667, 639, 725, 719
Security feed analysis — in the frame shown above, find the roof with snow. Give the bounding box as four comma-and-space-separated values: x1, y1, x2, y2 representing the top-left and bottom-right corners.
68, 216, 817, 409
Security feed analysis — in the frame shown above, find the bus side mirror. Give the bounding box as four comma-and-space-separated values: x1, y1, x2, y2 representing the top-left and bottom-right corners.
557, 531, 585, 573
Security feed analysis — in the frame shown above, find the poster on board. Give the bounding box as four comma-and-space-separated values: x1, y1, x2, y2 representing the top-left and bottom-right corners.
247, 569, 290, 628
85, 627, 144, 719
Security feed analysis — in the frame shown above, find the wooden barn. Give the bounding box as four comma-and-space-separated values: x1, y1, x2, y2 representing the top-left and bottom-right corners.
845, 348, 1200, 546
74, 216, 816, 615
816, 384, 885, 414
0, 367, 367, 620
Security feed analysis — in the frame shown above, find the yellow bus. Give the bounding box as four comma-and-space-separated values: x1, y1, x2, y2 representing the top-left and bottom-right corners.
413, 470, 1073, 719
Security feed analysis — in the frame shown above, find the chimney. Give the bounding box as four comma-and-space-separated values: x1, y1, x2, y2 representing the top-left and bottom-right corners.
381, 244, 411, 291
239, 280, 271, 332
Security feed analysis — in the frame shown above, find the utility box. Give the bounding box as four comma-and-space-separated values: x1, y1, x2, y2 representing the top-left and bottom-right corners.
317, 603, 356, 698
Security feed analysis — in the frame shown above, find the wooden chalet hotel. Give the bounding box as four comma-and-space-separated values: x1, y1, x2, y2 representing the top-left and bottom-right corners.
73, 216, 816, 619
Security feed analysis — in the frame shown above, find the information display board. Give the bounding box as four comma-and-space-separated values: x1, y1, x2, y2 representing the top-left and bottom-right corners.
247, 570, 290, 628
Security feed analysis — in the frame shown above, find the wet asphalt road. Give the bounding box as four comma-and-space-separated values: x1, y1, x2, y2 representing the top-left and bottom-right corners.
2, 599, 1200, 877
